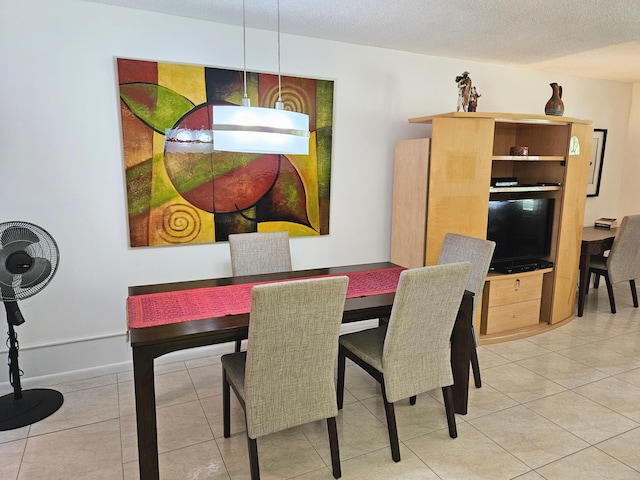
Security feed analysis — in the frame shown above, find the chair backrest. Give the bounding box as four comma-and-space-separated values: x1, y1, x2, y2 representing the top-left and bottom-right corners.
607, 214, 640, 283
382, 262, 471, 403
438, 233, 495, 303
228, 231, 292, 276
244, 276, 349, 439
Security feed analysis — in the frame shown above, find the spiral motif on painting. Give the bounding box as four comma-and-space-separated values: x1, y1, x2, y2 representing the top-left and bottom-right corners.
160, 204, 201, 243
263, 84, 310, 114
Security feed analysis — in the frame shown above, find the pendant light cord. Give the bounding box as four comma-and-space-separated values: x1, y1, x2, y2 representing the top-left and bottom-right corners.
277, 0, 282, 104
242, 0, 249, 104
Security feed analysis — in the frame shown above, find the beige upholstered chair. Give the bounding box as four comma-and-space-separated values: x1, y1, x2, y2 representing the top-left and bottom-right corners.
228, 231, 292, 351
228, 231, 292, 277
438, 233, 495, 388
221, 276, 349, 480
336, 263, 471, 462
589, 214, 640, 313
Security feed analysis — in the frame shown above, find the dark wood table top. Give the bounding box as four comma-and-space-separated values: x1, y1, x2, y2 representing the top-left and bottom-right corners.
582, 226, 616, 243
128, 262, 399, 347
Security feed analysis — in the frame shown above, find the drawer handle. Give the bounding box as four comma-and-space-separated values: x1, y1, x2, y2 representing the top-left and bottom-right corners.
515, 278, 520, 291
512, 314, 518, 319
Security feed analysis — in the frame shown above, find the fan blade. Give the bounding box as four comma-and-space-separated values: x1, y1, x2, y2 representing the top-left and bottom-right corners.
1, 240, 36, 256
0, 267, 16, 289
1, 226, 39, 247
20, 257, 52, 288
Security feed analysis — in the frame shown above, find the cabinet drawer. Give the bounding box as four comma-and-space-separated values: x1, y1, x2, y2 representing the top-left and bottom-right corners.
487, 274, 543, 307
484, 299, 541, 334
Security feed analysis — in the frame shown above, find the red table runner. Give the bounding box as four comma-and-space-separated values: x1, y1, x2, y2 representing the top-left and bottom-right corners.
127, 267, 405, 329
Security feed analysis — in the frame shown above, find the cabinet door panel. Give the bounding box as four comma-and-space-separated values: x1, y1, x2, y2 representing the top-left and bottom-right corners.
550, 123, 593, 323
390, 138, 430, 268
425, 118, 494, 265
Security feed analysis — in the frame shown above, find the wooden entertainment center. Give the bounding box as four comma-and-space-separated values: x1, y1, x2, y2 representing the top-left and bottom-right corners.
390, 112, 593, 343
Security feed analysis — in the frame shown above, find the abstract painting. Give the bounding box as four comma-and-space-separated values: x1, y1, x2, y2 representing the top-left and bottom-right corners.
116, 58, 334, 247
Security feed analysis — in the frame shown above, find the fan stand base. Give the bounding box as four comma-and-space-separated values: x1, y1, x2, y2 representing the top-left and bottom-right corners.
0, 389, 64, 431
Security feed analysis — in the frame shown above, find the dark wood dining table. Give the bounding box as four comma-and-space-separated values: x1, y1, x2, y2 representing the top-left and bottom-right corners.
127, 262, 474, 480
577, 227, 616, 316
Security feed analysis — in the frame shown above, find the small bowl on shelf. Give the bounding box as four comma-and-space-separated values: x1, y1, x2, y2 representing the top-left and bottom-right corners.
509, 146, 529, 156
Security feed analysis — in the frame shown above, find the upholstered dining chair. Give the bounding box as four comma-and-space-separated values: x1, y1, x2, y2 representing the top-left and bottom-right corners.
438, 233, 495, 388
228, 231, 292, 351
221, 276, 349, 480
228, 231, 292, 277
336, 263, 471, 462
589, 214, 640, 314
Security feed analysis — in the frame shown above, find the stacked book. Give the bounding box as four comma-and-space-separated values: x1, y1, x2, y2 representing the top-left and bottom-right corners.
594, 217, 617, 229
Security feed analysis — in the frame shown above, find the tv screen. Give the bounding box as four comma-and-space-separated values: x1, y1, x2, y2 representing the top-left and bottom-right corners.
487, 198, 554, 267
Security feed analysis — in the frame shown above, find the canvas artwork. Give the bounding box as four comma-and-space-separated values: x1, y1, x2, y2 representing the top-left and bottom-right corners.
116, 58, 334, 247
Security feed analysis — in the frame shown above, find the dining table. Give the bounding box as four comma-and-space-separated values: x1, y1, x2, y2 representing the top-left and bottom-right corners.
127, 261, 474, 480
577, 227, 616, 316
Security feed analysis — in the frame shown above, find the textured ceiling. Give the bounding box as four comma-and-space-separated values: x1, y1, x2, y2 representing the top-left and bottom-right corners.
83, 0, 640, 83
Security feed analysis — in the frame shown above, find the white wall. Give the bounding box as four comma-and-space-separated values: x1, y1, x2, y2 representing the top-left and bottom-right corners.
0, 0, 634, 384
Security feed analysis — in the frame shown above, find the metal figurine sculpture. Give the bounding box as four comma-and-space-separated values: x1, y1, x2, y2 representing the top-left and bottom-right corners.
455, 71, 472, 112
468, 86, 481, 112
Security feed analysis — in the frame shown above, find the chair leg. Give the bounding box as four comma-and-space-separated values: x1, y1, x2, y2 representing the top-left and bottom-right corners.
380, 384, 401, 462
409, 395, 416, 405
442, 386, 458, 439
327, 417, 341, 479
247, 435, 260, 480
630, 280, 639, 308
603, 273, 617, 313
593, 272, 600, 289
235, 340, 242, 352
223, 369, 231, 438
470, 346, 482, 388
337, 346, 346, 410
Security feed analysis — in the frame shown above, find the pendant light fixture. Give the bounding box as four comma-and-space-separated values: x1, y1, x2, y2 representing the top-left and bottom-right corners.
211, 0, 310, 155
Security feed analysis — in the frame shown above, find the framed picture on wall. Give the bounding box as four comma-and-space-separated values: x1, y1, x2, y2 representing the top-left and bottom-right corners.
116, 58, 335, 247
587, 128, 607, 197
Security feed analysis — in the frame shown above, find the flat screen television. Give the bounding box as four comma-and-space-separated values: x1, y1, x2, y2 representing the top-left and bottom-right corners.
487, 198, 554, 270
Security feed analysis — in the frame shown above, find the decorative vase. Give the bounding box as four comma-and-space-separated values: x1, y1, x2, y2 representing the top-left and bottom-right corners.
544, 83, 564, 116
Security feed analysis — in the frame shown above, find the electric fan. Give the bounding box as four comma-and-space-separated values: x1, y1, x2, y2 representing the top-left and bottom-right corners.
0, 221, 62, 430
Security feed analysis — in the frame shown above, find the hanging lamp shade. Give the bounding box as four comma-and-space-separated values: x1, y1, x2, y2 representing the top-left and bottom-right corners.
211, 103, 310, 155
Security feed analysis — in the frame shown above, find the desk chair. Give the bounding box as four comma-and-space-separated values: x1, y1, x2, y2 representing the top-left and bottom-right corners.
228, 231, 292, 351
438, 233, 495, 388
589, 214, 640, 314
336, 263, 471, 462
221, 276, 349, 480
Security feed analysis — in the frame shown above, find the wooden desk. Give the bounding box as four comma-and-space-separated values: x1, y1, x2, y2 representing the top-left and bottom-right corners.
578, 227, 616, 316
128, 262, 473, 480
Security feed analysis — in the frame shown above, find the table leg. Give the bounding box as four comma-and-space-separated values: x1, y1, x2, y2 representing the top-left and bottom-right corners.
577, 253, 591, 317
133, 346, 159, 480
450, 292, 473, 415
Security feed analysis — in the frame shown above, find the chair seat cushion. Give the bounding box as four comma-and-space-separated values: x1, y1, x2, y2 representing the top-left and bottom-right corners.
221, 352, 247, 401
339, 325, 386, 371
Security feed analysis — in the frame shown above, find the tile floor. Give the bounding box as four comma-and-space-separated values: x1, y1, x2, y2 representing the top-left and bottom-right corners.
1, 283, 640, 479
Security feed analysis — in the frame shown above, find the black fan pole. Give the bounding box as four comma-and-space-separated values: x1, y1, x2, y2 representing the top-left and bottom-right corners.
6, 302, 25, 399
0, 301, 64, 431
7, 316, 23, 400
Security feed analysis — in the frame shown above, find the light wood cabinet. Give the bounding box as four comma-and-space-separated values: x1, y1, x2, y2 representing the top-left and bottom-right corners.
390, 112, 593, 341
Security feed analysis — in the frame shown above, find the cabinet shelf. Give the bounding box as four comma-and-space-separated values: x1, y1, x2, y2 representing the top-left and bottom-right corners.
489, 185, 561, 193
492, 155, 565, 161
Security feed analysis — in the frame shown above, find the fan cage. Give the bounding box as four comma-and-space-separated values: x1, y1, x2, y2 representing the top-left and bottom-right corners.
0, 221, 59, 301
